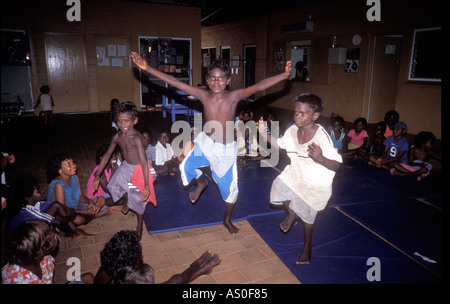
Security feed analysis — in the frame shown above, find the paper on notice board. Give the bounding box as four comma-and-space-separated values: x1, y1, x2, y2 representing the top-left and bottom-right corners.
108, 45, 117, 57
111, 58, 123, 67
118, 45, 127, 57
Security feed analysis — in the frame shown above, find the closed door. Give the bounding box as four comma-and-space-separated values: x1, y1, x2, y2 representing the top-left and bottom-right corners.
95, 36, 132, 111
45, 34, 89, 113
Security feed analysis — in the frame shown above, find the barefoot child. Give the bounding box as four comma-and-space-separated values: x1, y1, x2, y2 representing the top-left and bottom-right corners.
46, 152, 109, 227
390, 131, 440, 181
258, 93, 342, 264
92, 101, 157, 239
10, 176, 93, 239
131, 51, 291, 234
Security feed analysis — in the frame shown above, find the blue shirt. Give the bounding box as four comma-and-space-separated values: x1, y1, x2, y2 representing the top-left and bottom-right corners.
46, 175, 80, 209
383, 135, 409, 163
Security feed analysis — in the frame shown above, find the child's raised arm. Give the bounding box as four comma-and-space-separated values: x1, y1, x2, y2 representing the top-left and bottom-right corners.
230, 60, 292, 102
131, 52, 207, 101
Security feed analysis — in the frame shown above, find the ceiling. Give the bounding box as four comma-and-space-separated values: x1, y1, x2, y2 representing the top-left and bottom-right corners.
127, 0, 332, 27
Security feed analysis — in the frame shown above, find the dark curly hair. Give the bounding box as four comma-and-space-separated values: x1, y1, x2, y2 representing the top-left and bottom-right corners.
293, 93, 324, 113
46, 151, 75, 182
100, 230, 143, 277
207, 59, 231, 79
117, 101, 138, 120
353, 117, 368, 129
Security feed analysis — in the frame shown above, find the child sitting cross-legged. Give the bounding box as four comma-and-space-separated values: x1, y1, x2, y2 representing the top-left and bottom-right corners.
46, 151, 110, 228
9, 176, 93, 239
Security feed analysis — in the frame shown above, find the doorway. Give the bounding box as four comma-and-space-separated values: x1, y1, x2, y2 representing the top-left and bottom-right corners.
45, 33, 89, 113
367, 35, 403, 123
244, 45, 256, 100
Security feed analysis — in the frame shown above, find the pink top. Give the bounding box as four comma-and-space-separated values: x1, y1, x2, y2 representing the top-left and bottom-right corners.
87, 166, 112, 199
2, 255, 55, 284
347, 129, 368, 146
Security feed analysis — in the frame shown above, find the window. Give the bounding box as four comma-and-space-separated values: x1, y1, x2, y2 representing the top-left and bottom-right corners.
290, 40, 311, 82
201, 47, 216, 85
408, 27, 441, 82
138, 36, 192, 107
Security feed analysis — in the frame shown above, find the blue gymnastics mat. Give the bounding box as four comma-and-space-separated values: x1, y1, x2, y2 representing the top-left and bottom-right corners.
337, 198, 442, 275
334, 159, 442, 201
144, 160, 281, 233
247, 207, 441, 284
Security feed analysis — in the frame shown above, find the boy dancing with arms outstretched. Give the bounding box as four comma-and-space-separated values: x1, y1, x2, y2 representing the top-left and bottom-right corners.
92, 102, 156, 240
131, 52, 291, 234
258, 93, 342, 264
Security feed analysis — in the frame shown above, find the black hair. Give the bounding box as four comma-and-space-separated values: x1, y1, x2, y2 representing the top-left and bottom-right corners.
117, 101, 138, 120
10, 176, 38, 206
40, 85, 50, 94
100, 230, 143, 277
330, 114, 345, 127
375, 121, 386, 133
293, 93, 324, 113
156, 126, 171, 140
207, 59, 231, 79
384, 110, 399, 123
414, 131, 435, 147
353, 117, 368, 129
46, 151, 75, 182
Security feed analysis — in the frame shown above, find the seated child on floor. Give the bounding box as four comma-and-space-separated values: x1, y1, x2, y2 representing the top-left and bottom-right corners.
94, 230, 221, 284
390, 131, 441, 181
328, 114, 345, 151
154, 127, 183, 175
342, 117, 368, 159
46, 151, 110, 227
2, 220, 94, 284
368, 122, 409, 170
140, 128, 162, 179
86, 144, 123, 210
9, 176, 93, 239
237, 109, 259, 158
366, 121, 386, 160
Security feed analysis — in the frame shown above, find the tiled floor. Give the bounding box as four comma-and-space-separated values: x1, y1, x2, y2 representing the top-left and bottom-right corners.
1, 111, 300, 284
53, 211, 299, 284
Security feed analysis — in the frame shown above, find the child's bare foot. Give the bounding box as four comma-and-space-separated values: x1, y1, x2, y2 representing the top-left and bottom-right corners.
189, 178, 208, 204
280, 213, 297, 233
109, 205, 123, 211
77, 225, 86, 230
223, 219, 239, 234
389, 168, 396, 175
72, 229, 94, 239
296, 245, 312, 265
94, 208, 111, 218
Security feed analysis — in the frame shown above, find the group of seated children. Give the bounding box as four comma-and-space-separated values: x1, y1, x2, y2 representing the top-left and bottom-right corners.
328, 110, 440, 181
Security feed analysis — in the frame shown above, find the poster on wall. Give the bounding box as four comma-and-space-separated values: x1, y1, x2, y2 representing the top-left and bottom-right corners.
274, 48, 284, 72
345, 48, 360, 73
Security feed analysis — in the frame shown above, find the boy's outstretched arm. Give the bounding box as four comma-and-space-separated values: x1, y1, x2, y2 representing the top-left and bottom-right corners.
131, 52, 207, 101
231, 60, 292, 102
